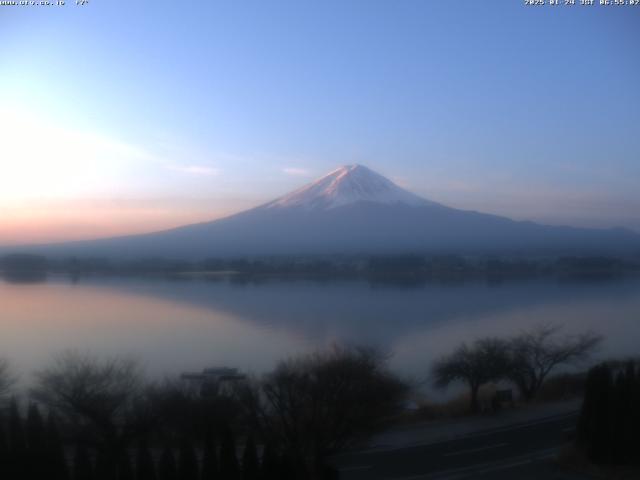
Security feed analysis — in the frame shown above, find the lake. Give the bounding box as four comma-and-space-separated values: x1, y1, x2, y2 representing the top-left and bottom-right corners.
1, 273, 639, 390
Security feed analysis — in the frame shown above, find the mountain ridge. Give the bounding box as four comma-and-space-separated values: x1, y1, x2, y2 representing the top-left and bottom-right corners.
2, 165, 639, 259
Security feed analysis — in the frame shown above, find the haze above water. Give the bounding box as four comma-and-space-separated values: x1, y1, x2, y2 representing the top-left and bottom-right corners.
2, 274, 639, 389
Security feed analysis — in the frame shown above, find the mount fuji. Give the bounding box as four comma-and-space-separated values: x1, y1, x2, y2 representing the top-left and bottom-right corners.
262, 164, 438, 211
11, 165, 640, 259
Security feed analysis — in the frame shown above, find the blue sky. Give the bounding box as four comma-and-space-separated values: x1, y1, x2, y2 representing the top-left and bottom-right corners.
1, 0, 639, 242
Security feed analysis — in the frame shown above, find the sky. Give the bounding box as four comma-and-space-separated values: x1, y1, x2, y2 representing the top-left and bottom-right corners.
1, 0, 639, 244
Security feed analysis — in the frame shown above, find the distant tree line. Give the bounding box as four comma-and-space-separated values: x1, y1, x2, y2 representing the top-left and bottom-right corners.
0, 254, 48, 282
0, 346, 408, 480
1, 253, 638, 282
577, 359, 640, 466
432, 325, 602, 412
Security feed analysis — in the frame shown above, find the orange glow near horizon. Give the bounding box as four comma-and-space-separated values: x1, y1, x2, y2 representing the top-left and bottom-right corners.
0, 201, 249, 245
0, 214, 184, 245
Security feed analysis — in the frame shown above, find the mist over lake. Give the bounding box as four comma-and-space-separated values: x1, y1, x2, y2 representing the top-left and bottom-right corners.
2, 273, 639, 387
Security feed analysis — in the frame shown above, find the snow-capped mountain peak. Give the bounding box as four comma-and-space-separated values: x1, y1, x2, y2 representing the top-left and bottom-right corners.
263, 164, 439, 211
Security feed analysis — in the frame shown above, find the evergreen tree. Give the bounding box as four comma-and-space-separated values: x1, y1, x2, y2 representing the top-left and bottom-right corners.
26, 403, 47, 480
95, 448, 115, 480
9, 398, 26, 452
633, 364, 640, 466
620, 362, 636, 464
0, 424, 9, 477
278, 450, 297, 480
178, 438, 199, 480
588, 364, 613, 463
26, 404, 46, 451
46, 413, 70, 480
219, 427, 239, 480
577, 367, 595, 446
8, 398, 26, 479
260, 443, 279, 480
610, 371, 626, 464
117, 452, 134, 480
158, 446, 177, 480
576, 362, 640, 465
73, 444, 95, 480
136, 439, 156, 480
201, 432, 218, 480
241, 436, 259, 480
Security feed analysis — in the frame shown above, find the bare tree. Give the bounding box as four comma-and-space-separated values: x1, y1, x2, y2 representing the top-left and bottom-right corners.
31, 351, 150, 475
432, 338, 510, 413
237, 344, 408, 474
507, 324, 602, 402
0, 358, 15, 400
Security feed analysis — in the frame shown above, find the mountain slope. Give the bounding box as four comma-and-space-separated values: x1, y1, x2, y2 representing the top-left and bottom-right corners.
7, 165, 640, 259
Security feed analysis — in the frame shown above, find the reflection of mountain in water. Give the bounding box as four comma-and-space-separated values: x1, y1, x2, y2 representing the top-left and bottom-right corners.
68, 274, 640, 346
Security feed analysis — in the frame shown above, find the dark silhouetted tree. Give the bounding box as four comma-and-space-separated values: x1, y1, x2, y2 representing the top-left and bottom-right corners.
8, 398, 27, 478
95, 448, 115, 480
158, 446, 177, 480
604, 361, 637, 465
278, 451, 297, 480
136, 439, 156, 480
507, 325, 601, 402
576, 361, 640, 465
178, 438, 199, 480
219, 427, 240, 480
201, 432, 218, 480
73, 444, 94, 480
117, 452, 134, 480
238, 345, 407, 474
145, 378, 241, 452
27, 403, 46, 449
0, 425, 8, 479
241, 436, 259, 480
26, 403, 47, 480
634, 363, 640, 466
619, 362, 637, 464
32, 351, 150, 476
432, 338, 510, 413
46, 413, 70, 480
260, 443, 279, 480
0, 358, 14, 400
585, 363, 613, 463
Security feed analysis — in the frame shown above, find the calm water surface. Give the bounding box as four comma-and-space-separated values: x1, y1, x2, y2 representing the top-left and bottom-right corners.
1, 274, 639, 386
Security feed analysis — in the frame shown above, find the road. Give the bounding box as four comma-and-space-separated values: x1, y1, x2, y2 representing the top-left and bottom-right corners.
332, 412, 591, 479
